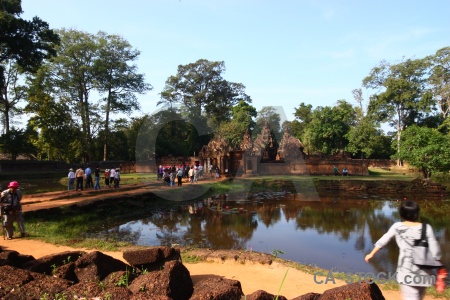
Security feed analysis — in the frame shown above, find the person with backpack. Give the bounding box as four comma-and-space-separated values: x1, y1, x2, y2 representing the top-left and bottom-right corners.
0, 181, 26, 239
365, 201, 444, 299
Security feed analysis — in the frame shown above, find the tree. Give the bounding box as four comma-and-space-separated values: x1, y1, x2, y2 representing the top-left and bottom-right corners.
427, 47, 450, 119
303, 100, 356, 155
218, 100, 257, 147
0, 61, 25, 133
345, 89, 392, 159
95, 32, 152, 161
254, 107, 281, 141
159, 59, 250, 128
397, 125, 450, 178
291, 102, 313, 139
131, 108, 202, 159
363, 58, 433, 165
0, 127, 36, 160
345, 118, 393, 159
0, 0, 59, 133
50, 29, 98, 161
25, 65, 81, 162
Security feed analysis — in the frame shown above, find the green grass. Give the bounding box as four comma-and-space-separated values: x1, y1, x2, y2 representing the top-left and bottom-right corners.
0, 167, 423, 195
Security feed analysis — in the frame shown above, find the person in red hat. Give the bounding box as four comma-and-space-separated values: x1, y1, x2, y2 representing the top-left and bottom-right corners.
0, 181, 26, 239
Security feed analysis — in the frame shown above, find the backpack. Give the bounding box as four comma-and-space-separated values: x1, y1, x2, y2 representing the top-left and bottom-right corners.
2, 191, 21, 213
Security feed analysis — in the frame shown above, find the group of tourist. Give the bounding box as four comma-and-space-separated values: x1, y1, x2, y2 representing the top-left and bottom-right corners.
68, 166, 121, 191
158, 164, 201, 186
157, 163, 222, 186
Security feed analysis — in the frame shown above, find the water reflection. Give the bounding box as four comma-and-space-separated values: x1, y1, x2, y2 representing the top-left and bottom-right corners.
89, 194, 450, 274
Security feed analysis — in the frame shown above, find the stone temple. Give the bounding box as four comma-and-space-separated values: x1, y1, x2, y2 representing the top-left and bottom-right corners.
199, 122, 313, 176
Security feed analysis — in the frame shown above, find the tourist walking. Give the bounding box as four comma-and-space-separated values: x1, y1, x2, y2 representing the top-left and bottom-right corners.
185, 165, 190, 179
365, 201, 444, 300
0, 181, 26, 239
193, 167, 199, 183
75, 167, 84, 191
158, 165, 163, 180
215, 166, 220, 180
109, 168, 116, 188
164, 169, 170, 186
188, 166, 194, 184
104, 169, 110, 187
85, 166, 93, 188
113, 168, 120, 188
94, 166, 101, 190
176, 168, 183, 186
68, 168, 75, 190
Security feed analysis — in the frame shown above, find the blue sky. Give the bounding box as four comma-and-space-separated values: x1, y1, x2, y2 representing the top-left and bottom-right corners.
21, 0, 450, 123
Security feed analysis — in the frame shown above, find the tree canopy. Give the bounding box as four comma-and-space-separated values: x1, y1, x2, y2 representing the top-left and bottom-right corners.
159, 59, 251, 128
397, 125, 450, 178
0, 0, 59, 133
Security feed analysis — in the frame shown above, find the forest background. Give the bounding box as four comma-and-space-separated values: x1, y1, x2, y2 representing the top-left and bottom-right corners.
1, 0, 450, 180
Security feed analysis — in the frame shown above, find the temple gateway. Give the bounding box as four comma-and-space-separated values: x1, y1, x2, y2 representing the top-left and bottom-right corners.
199, 122, 368, 176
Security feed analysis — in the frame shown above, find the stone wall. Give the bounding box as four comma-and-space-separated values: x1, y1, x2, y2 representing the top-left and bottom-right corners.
0, 160, 136, 173
0, 160, 70, 173
315, 179, 448, 199
252, 160, 368, 176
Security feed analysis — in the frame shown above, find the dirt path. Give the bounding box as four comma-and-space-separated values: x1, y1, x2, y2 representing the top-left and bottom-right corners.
3, 179, 437, 299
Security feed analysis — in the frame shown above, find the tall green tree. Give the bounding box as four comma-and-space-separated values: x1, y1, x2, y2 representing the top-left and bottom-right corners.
218, 100, 257, 147
291, 102, 313, 141
363, 58, 433, 165
345, 89, 391, 159
0, 61, 25, 133
397, 125, 450, 178
0, 0, 59, 133
303, 100, 356, 155
50, 29, 98, 161
427, 47, 450, 119
29, 29, 150, 162
134, 108, 202, 158
95, 32, 152, 161
26, 65, 81, 162
159, 59, 250, 128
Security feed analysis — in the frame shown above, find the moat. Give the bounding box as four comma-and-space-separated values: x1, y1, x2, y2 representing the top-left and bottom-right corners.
88, 192, 450, 274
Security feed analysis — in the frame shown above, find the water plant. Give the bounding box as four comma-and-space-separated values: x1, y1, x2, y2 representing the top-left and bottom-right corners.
271, 249, 285, 258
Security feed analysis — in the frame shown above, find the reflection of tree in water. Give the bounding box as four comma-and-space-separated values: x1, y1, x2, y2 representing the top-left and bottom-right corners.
290, 198, 400, 270
183, 200, 258, 249
95, 223, 142, 244
295, 207, 360, 240
257, 203, 282, 227
147, 210, 187, 246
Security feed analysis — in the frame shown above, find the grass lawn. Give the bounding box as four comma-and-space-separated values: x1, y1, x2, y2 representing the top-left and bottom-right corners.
0, 166, 430, 195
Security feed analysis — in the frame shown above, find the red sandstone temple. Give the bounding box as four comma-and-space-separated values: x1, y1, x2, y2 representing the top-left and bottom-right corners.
196, 122, 368, 177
